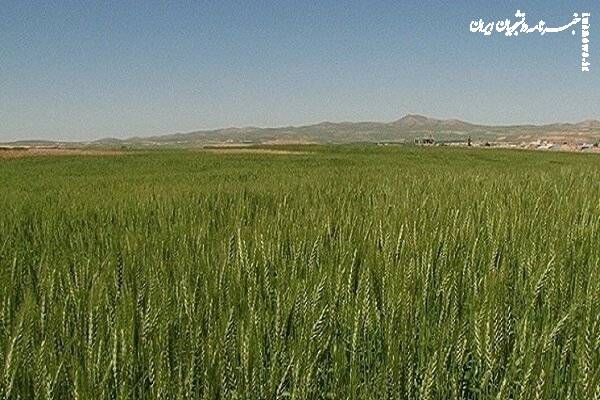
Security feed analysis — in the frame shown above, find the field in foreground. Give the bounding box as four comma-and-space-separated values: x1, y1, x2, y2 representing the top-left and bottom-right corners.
0, 146, 599, 399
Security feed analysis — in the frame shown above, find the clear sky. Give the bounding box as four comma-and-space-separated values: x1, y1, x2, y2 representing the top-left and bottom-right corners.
1, 0, 598, 141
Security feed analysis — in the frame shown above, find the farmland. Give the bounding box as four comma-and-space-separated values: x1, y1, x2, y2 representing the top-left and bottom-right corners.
0, 146, 599, 399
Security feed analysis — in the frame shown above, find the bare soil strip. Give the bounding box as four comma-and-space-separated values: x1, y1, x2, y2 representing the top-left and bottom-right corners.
0, 148, 125, 159
203, 148, 309, 155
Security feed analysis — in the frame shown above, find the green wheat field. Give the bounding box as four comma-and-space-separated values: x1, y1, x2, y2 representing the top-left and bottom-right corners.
0, 146, 599, 399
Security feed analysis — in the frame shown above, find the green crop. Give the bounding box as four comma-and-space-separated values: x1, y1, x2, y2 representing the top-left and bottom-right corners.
0, 146, 598, 399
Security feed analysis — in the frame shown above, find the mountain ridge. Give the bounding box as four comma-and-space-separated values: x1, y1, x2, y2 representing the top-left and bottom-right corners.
3, 114, 600, 148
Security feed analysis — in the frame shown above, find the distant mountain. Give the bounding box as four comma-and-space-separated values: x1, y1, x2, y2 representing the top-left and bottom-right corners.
576, 120, 600, 129
3, 115, 600, 148
392, 114, 474, 129
124, 114, 598, 147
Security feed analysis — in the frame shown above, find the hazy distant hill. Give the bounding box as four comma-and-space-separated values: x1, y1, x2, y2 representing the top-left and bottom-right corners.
113, 114, 600, 147
4, 114, 600, 148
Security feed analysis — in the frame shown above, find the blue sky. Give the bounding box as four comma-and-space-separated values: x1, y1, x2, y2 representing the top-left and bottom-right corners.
1, 1, 598, 141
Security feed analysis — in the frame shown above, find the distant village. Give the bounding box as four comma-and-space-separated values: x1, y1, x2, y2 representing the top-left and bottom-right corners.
404, 136, 600, 152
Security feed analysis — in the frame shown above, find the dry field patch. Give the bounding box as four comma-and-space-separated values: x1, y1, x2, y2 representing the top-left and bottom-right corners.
203, 148, 309, 155
0, 148, 125, 159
